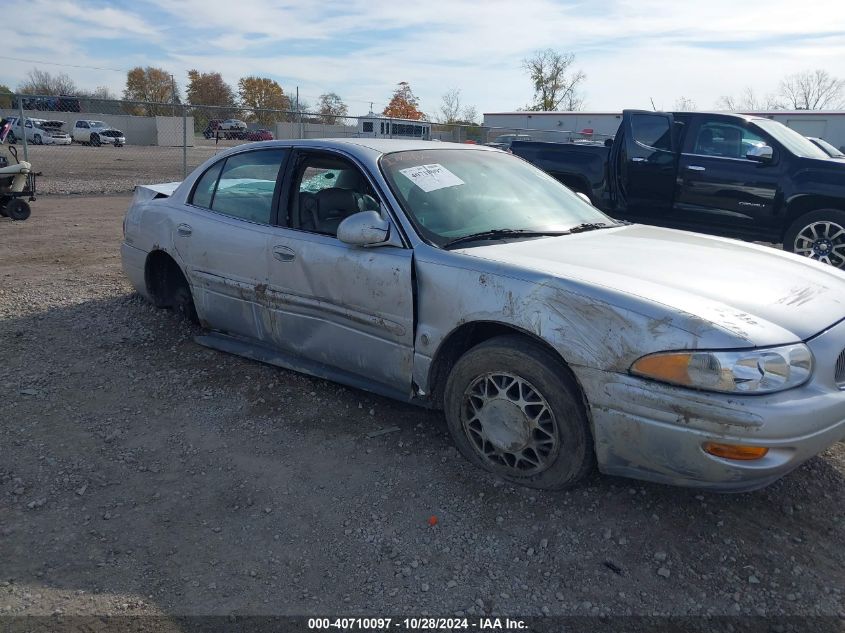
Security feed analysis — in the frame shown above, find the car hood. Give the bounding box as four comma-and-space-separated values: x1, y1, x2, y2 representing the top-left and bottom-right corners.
456, 224, 845, 345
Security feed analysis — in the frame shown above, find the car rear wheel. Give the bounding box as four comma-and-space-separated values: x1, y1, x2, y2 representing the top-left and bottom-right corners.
444, 335, 594, 490
784, 209, 845, 269
7, 131, 16, 144
33, 134, 42, 145
90, 133, 101, 147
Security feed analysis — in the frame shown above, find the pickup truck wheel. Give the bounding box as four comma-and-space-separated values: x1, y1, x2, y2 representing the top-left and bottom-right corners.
90, 133, 101, 147
33, 134, 42, 145
784, 209, 845, 269
444, 335, 593, 490
7, 131, 16, 144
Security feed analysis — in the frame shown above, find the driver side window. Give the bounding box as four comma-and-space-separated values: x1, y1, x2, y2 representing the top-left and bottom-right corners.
694, 122, 765, 159
290, 153, 379, 237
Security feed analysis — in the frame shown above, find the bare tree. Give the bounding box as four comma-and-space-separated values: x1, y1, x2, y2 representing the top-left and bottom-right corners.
522, 49, 586, 111
317, 92, 349, 125
439, 88, 462, 123
779, 69, 844, 110
461, 105, 480, 125
674, 96, 696, 111
438, 88, 480, 124
715, 87, 783, 111
17, 68, 79, 95
84, 86, 117, 101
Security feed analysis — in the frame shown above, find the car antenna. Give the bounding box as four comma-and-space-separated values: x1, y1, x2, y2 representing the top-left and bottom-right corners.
650, 98, 657, 111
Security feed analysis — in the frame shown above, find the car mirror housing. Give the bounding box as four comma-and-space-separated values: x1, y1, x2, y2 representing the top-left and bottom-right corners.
746, 145, 773, 163
337, 211, 390, 247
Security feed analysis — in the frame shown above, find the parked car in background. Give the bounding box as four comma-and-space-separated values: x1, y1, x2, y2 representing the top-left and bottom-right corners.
220, 119, 247, 131
246, 129, 274, 141
202, 119, 224, 139
511, 110, 845, 269
486, 133, 532, 151
807, 136, 845, 160
72, 120, 125, 147
5, 117, 71, 145
121, 139, 845, 492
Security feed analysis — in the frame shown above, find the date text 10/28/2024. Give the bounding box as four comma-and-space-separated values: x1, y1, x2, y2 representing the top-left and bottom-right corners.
308, 617, 528, 630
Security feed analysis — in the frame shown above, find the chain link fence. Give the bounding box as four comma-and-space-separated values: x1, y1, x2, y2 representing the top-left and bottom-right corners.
0, 93, 607, 195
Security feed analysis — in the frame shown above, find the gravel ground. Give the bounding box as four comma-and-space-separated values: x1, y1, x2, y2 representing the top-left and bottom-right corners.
0, 196, 844, 625
2, 138, 253, 195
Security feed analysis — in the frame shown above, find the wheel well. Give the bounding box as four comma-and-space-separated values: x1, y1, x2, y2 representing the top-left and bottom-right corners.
784, 196, 845, 239
144, 250, 186, 308
427, 321, 587, 411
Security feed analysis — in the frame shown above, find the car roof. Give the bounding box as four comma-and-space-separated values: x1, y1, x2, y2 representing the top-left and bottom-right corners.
271, 138, 498, 155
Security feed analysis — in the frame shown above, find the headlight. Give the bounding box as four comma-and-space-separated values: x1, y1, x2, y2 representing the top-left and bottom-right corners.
630, 344, 813, 394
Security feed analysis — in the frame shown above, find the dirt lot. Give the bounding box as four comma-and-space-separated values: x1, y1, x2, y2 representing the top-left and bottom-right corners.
0, 196, 844, 625
3, 139, 254, 195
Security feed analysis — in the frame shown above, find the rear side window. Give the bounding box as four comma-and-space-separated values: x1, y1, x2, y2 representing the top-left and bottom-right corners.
211, 149, 287, 224
191, 161, 224, 208
631, 114, 672, 151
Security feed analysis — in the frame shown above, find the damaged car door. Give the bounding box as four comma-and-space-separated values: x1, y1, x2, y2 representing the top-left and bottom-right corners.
177, 147, 289, 339
263, 149, 415, 396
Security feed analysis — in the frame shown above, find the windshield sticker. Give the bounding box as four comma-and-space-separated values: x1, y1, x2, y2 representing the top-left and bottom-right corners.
399, 164, 465, 193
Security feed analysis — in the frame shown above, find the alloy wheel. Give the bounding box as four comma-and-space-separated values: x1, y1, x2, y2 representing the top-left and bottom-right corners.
794, 221, 845, 267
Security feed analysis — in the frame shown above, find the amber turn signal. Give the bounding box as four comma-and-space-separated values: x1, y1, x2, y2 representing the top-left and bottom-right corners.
703, 442, 769, 461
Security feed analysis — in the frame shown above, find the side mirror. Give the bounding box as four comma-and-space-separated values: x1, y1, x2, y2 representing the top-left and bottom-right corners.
746, 145, 773, 163
337, 210, 390, 247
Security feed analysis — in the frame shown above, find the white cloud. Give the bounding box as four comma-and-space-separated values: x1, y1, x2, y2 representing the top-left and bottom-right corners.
2, 0, 844, 115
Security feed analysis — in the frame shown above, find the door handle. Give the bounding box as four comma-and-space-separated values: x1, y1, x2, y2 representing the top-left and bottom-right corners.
177, 223, 192, 236
272, 245, 296, 262
631, 157, 646, 163
686, 165, 706, 172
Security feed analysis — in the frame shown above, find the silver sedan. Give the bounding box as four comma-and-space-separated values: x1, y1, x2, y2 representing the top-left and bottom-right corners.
121, 139, 845, 491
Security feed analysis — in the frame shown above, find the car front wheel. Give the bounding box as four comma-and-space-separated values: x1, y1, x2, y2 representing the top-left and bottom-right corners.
784, 209, 845, 269
444, 335, 594, 490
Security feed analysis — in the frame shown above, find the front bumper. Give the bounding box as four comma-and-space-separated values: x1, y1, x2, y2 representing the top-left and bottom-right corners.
577, 320, 845, 491
48, 136, 72, 145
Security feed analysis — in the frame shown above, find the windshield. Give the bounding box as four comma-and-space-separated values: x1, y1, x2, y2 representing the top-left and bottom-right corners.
812, 137, 844, 158
380, 149, 611, 247
90, 121, 105, 127
751, 119, 830, 159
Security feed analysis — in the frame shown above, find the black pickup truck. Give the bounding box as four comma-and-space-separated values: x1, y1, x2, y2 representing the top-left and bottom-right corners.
511, 110, 845, 268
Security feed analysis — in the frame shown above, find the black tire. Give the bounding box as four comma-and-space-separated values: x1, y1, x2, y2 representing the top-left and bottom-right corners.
7, 199, 31, 221
783, 208, 845, 269
444, 335, 594, 490
33, 134, 42, 145
149, 257, 198, 324
7, 131, 16, 144
90, 133, 101, 147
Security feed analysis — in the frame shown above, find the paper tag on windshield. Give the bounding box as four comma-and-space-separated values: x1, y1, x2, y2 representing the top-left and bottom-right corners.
399, 164, 464, 193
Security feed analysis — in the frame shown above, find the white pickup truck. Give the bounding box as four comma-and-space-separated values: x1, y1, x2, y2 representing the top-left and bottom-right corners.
72, 120, 126, 147
5, 117, 72, 145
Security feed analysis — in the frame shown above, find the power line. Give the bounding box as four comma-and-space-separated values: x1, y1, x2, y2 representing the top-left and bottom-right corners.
0, 55, 127, 73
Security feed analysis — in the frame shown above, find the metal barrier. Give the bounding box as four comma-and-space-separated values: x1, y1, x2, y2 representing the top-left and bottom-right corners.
0, 93, 606, 195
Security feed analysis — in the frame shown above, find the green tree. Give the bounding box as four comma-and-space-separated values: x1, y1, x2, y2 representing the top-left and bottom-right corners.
0, 84, 12, 108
